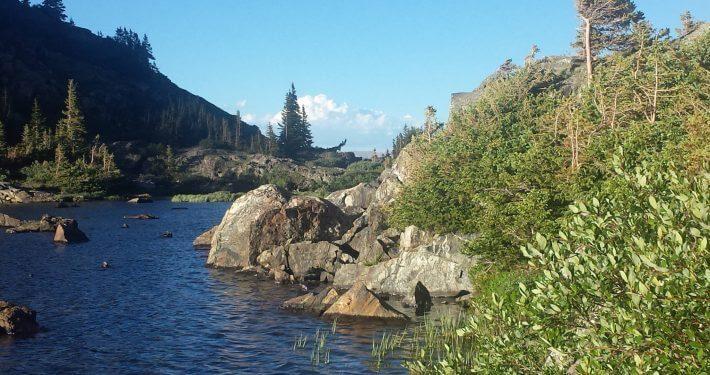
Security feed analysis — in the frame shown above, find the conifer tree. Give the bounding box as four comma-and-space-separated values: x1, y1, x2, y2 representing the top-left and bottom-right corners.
677, 11, 701, 37
56, 80, 86, 157
574, 0, 644, 84
423, 106, 441, 143
299, 104, 313, 150
265, 122, 278, 155
277, 83, 303, 157
0, 119, 6, 156
40, 0, 67, 21
234, 110, 242, 149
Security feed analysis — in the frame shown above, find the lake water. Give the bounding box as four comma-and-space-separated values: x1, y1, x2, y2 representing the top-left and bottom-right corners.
0, 201, 412, 374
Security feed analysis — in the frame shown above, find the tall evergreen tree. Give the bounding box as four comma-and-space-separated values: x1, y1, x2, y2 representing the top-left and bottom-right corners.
574, 0, 644, 84
0, 119, 6, 157
423, 106, 441, 143
299, 105, 313, 150
56, 80, 86, 157
234, 110, 242, 149
277, 83, 303, 157
40, 0, 67, 21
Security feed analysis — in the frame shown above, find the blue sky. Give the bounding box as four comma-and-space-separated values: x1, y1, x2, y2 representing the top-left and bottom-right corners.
58, 0, 709, 151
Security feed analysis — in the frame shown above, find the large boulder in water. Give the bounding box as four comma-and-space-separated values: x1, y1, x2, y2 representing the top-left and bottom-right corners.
323, 281, 408, 321
193, 225, 217, 249
53, 219, 89, 244
0, 301, 40, 336
5, 214, 63, 233
282, 286, 340, 315
207, 185, 351, 269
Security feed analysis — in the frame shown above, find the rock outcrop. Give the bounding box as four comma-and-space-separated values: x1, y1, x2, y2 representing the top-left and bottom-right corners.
281, 286, 340, 315
257, 241, 342, 283
0, 182, 55, 204
5, 214, 64, 233
193, 226, 218, 248
326, 182, 377, 215
323, 282, 408, 321
207, 185, 351, 269
53, 219, 89, 244
0, 213, 21, 228
0, 301, 40, 336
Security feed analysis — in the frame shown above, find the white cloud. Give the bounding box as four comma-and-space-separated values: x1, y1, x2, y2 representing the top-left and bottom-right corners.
236, 99, 247, 108
242, 113, 255, 122
403, 114, 414, 121
298, 94, 349, 122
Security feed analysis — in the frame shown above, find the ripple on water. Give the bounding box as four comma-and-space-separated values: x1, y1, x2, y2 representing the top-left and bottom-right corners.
0, 201, 416, 374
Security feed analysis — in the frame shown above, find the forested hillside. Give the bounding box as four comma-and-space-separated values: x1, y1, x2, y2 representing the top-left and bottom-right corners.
0, 0, 261, 147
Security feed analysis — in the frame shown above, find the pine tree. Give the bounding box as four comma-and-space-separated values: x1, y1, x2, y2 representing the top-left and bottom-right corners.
40, 0, 67, 21
299, 104, 313, 150
423, 106, 441, 143
277, 83, 303, 157
677, 11, 701, 37
265, 122, 278, 155
234, 110, 242, 149
574, 0, 644, 84
56, 80, 87, 157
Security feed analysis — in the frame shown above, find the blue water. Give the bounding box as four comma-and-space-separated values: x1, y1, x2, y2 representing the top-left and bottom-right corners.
0, 201, 408, 374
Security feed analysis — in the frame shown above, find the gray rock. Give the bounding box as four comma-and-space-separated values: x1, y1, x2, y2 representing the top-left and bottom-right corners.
333, 263, 367, 289
399, 225, 434, 252
6, 214, 64, 233
326, 182, 377, 214
282, 286, 340, 315
0, 213, 21, 228
207, 185, 351, 269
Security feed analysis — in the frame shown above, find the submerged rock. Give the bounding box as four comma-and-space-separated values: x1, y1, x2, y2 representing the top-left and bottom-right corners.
207, 185, 350, 269
53, 219, 89, 244
123, 214, 158, 220
193, 226, 217, 248
281, 286, 340, 315
323, 281, 408, 321
0, 301, 40, 336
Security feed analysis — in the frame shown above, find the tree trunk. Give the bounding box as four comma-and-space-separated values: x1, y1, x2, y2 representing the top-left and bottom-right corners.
583, 17, 593, 85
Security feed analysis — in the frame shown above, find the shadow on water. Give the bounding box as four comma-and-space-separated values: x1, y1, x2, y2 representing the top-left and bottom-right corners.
0, 200, 456, 373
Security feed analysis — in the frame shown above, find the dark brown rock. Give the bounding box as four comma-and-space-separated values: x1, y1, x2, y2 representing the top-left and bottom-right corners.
0, 213, 21, 228
0, 300, 40, 336
281, 286, 340, 315
53, 219, 89, 244
5, 214, 63, 233
323, 281, 409, 321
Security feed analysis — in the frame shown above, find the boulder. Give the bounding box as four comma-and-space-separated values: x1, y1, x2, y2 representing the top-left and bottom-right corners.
257, 241, 341, 283
127, 197, 152, 203
6, 214, 63, 233
53, 219, 89, 244
362, 234, 477, 298
0, 182, 55, 203
333, 263, 367, 289
281, 286, 340, 315
326, 182, 377, 214
402, 281, 433, 315
323, 281, 408, 321
193, 226, 217, 248
399, 225, 434, 252
0, 213, 21, 228
0, 301, 40, 336
207, 185, 350, 269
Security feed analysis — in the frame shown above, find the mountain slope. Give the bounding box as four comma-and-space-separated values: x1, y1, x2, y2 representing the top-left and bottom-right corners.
0, 0, 260, 147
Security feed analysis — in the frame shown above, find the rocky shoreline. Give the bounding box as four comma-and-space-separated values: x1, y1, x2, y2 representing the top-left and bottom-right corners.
200, 144, 478, 320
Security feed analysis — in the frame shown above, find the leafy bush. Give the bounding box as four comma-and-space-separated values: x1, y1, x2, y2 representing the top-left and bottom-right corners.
405, 157, 709, 373
324, 160, 383, 192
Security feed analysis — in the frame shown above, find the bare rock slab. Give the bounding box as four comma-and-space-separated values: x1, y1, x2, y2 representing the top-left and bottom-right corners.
323, 281, 409, 321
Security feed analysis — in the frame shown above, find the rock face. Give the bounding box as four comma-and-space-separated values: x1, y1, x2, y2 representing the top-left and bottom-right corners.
399, 225, 434, 252
257, 241, 341, 283
281, 287, 340, 315
207, 185, 351, 269
0, 182, 55, 204
5, 214, 64, 233
323, 282, 408, 321
0, 301, 40, 336
193, 226, 217, 248
362, 233, 477, 298
326, 182, 377, 215
0, 213, 21, 228
53, 219, 89, 244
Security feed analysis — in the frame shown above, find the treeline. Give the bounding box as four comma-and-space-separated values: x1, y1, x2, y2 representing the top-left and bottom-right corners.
0, 80, 120, 194
387, 1, 708, 372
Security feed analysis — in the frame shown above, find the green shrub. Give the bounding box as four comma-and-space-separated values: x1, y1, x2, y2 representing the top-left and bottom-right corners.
325, 160, 383, 192
171, 191, 241, 202
405, 157, 709, 373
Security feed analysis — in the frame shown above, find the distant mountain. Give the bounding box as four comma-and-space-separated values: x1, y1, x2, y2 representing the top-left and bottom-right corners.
0, 0, 261, 147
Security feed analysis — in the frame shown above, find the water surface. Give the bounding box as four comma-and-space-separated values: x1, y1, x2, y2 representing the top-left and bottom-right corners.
0, 201, 410, 374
